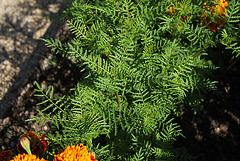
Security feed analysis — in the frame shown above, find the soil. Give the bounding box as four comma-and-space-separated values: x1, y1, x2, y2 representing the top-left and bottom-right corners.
174, 55, 240, 160
0, 0, 71, 117
0, 0, 75, 154
0, 2, 240, 160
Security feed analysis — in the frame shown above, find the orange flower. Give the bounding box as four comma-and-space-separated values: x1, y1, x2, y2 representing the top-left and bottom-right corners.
166, 1, 190, 28
0, 149, 15, 161
167, 0, 228, 32
214, 0, 228, 16
201, 0, 228, 32
17, 130, 49, 156
166, 1, 179, 15
10, 153, 47, 161
54, 144, 97, 161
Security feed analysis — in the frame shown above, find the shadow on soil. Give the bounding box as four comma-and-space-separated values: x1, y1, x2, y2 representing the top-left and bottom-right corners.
0, 0, 71, 118
0, 0, 75, 153
175, 51, 240, 161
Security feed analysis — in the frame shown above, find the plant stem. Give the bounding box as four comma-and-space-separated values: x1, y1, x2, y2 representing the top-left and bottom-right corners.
115, 91, 121, 105
228, 56, 240, 71
192, 40, 221, 57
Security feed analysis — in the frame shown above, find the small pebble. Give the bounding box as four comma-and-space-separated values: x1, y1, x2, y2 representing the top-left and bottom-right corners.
25, 110, 29, 116
3, 117, 11, 126
43, 126, 48, 131
220, 122, 229, 133
1, 145, 6, 150
214, 127, 220, 134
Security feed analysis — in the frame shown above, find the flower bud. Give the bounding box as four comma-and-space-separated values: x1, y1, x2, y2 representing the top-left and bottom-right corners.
20, 137, 32, 155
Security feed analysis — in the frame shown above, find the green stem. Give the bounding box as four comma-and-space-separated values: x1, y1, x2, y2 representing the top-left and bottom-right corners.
115, 91, 121, 105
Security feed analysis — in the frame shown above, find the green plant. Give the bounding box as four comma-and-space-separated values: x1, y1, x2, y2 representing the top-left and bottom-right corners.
30, 0, 240, 160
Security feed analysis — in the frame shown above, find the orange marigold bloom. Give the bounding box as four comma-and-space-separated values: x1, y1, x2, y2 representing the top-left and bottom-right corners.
167, 0, 228, 32
166, 1, 179, 15
201, 0, 228, 32
0, 149, 15, 161
10, 153, 47, 161
17, 130, 49, 156
54, 144, 97, 161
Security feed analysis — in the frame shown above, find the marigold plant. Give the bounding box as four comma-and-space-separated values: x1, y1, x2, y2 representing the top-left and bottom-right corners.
17, 131, 49, 156
201, 0, 229, 32
54, 144, 97, 161
32, 0, 240, 160
10, 153, 47, 161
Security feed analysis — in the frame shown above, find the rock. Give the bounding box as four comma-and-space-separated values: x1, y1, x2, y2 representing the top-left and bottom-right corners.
0, 117, 11, 131
43, 125, 48, 131
220, 122, 229, 133
214, 127, 220, 134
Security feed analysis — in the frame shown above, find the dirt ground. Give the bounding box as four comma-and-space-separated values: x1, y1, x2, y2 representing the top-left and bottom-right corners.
0, 0, 71, 118
0, 0, 72, 154
174, 53, 240, 160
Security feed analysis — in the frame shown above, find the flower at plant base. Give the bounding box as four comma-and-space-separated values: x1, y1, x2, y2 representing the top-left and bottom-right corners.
10, 153, 47, 161
17, 130, 49, 156
0, 149, 15, 161
88, 151, 96, 161
54, 144, 98, 161
201, 0, 228, 32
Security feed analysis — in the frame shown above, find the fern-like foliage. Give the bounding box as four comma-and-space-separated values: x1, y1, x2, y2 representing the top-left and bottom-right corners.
220, 0, 240, 57
31, 0, 240, 160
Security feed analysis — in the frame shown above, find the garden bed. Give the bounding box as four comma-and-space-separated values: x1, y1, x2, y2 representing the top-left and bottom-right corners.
1, 32, 240, 160
0, 1, 240, 160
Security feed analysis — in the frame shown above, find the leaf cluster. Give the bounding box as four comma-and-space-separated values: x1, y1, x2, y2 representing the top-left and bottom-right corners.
33, 0, 240, 160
